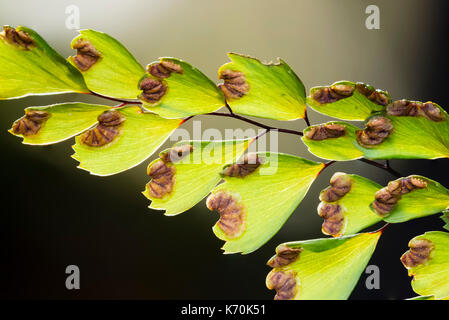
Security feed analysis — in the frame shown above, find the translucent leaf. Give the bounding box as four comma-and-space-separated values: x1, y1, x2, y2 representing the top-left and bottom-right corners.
217, 53, 306, 121
139, 58, 225, 118
68, 29, 145, 99
371, 176, 449, 223
143, 139, 249, 216
0, 25, 88, 99
318, 172, 383, 237
302, 122, 363, 161
358, 107, 449, 160
206, 153, 324, 254
307, 81, 390, 121
266, 232, 381, 300
401, 231, 449, 299
9, 103, 110, 145
72, 106, 180, 176
442, 211, 449, 231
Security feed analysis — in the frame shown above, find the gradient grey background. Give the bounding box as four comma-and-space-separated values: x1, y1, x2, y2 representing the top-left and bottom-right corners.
0, 0, 448, 299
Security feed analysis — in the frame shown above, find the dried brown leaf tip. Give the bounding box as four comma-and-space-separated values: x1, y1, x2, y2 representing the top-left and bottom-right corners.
139, 77, 167, 104
80, 110, 125, 147
72, 39, 101, 71
218, 69, 250, 100
266, 270, 298, 300
355, 82, 390, 106
267, 245, 302, 268
160, 144, 194, 163
311, 83, 355, 104
320, 172, 352, 202
305, 123, 346, 141
356, 116, 393, 148
149, 60, 183, 79
11, 110, 50, 136
387, 100, 446, 122
317, 203, 345, 236
372, 176, 428, 216
401, 238, 434, 268
1, 26, 35, 49
222, 153, 263, 177
206, 191, 246, 239
146, 160, 176, 199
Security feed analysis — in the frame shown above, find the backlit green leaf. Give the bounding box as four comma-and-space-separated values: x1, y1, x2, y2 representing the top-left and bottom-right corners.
302, 121, 363, 161
266, 232, 381, 300
139, 58, 225, 118
318, 172, 383, 236
307, 81, 389, 121
9, 103, 110, 145
372, 176, 449, 223
0, 25, 88, 99
442, 211, 449, 231
72, 106, 180, 176
401, 231, 449, 300
143, 139, 249, 216
217, 53, 306, 120
206, 153, 324, 254
68, 29, 145, 99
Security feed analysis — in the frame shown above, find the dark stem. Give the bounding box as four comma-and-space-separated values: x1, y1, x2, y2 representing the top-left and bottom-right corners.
359, 158, 402, 178
372, 222, 391, 234
317, 160, 336, 176
303, 109, 311, 127
87, 91, 141, 105
224, 101, 234, 115
206, 112, 303, 136
253, 128, 270, 141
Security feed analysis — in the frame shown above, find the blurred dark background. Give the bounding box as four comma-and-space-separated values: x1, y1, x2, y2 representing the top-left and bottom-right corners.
0, 0, 448, 299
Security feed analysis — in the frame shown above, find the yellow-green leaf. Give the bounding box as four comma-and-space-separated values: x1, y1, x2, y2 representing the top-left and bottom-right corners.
266, 232, 381, 300
72, 106, 180, 176
68, 29, 145, 99
217, 53, 306, 121
0, 25, 88, 99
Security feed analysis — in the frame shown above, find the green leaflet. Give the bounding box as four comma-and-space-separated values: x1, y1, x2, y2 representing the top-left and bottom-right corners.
139, 58, 225, 118
207, 153, 324, 254
358, 110, 449, 160
266, 232, 381, 300
68, 29, 145, 99
401, 231, 449, 299
217, 53, 306, 121
375, 176, 449, 223
307, 81, 389, 121
0, 25, 88, 99
9, 103, 110, 145
442, 211, 449, 231
72, 106, 180, 176
143, 139, 249, 216
302, 122, 363, 161
318, 173, 383, 236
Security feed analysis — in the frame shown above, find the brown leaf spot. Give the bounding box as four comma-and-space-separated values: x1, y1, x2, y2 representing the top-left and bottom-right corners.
218, 69, 250, 100
2, 26, 35, 49
356, 116, 393, 148
320, 172, 352, 202
401, 239, 434, 268
72, 39, 101, 71
222, 153, 263, 177
305, 123, 346, 141
266, 270, 298, 300
356, 82, 390, 106
11, 110, 50, 136
206, 191, 246, 239
372, 176, 428, 216
149, 60, 183, 79
311, 84, 354, 104
387, 100, 445, 122
146, 160, 176, 199
80, 110, 125, 147
317, 203, 345, 236
139, 77, 167, 104
160, 144, 194, 163
267, 245, 302, 268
